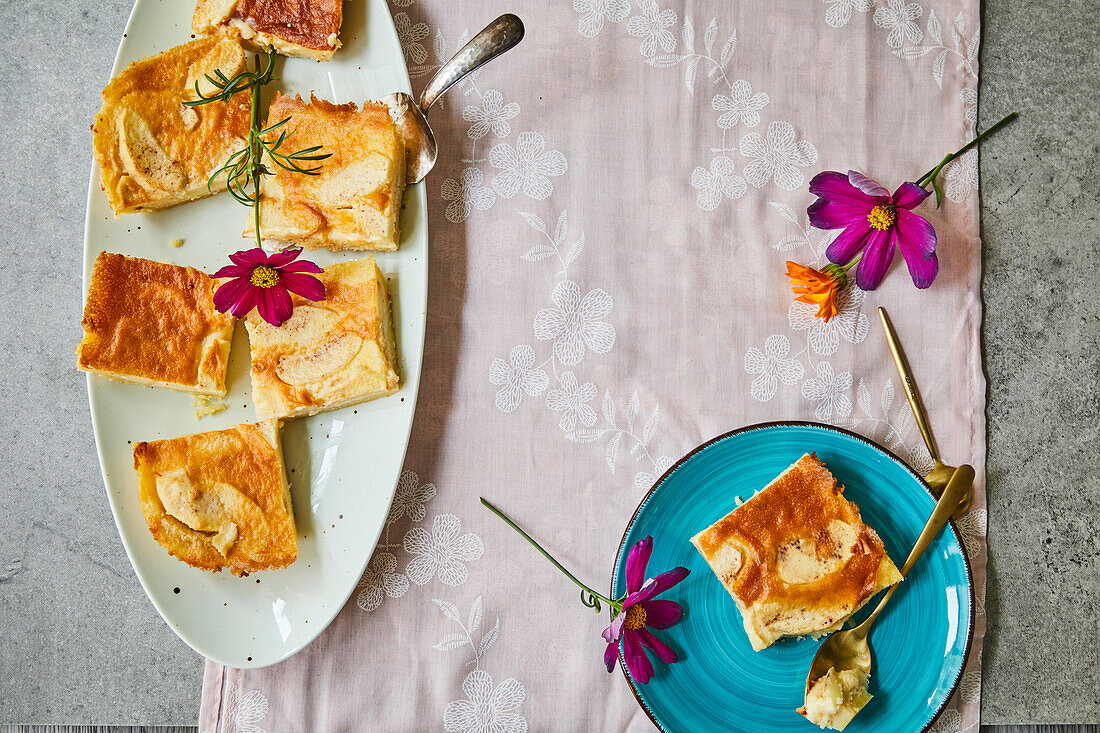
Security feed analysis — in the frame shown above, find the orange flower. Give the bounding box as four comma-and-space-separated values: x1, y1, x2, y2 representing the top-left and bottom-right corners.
786, 261, 847, 322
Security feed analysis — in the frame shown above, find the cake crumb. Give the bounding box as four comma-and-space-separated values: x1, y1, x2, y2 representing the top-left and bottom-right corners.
170, 238, 184, 248
192, 395, 227, 418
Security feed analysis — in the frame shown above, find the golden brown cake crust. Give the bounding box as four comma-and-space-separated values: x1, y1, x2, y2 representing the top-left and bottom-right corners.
245, 257, 400, 419
238, 0, 341, 50
694, 453, 888, 611
251, 93, 405, 251
77, 252, 235, 394
92, 36, 251, 214
193, 0, 343, 60
133, 420, 297, 576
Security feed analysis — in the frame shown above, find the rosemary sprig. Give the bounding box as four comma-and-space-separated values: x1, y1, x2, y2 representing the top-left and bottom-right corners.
184, 52, 331, 248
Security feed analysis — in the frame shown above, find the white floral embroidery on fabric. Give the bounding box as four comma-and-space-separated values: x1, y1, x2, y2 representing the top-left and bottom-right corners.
405, 515, 485, 587
690, 156, 747, 211
789, 286, 870, 357
627, 0, 678, 56
441, 168, 497, 223
712, 80, 769, 129
356, 552, 410, 611
393, 12, 430, 64
575, 5, 816, 210
490, 345, 550, 413
835, 377, 935, 474
222, 689, 268, 733
489, 132, 569, 200
356, 471, 481, 613
574, 0, 630, 39
545, 371, 599, 432
928, 708, 962, 733
821, 0, 873, 28
387, 471, 438, 524
944, 149, 977, 203
739, 121, 819, 190
961, 87, 977, 125
887, 8, 980, 90
874, 0, 924, 48
744, 335, 805, 402
463, 89, 521, 140
954, 507, 987, 560
802, 362, 855, 420
434, 598, 527, 733
533, 280, 616, 366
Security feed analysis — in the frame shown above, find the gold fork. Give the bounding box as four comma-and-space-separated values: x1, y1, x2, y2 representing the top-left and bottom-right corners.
878, 307, 971, 518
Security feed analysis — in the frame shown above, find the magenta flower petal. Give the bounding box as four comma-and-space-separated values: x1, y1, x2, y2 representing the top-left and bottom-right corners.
894, 208, 938, 260
229, 247, 269, 267
639, 599, 683, 630
892, 181, 932, 210
893, 224, 939, 289
258, 286, 294, 326
648, 566, 690, 596
635, 627, 678, 664
809, 171, 876, 207
604, 612, 626, 643
622, 631, 654, 684
808, 198, 874, 230
604, 641, 619, 672
213, 276, 253, 315
825, 222, 874, 265
266, 248, 303, 268
280, 272, 326, 302
625, 536, 653, 594
854, 228, 896, 290
623, 577, 658, 608
280, 259, 325, 274
847, 170, 891, 198
212, 263, 254, 279
629, 567, 690, 605
229, 284, 260, 319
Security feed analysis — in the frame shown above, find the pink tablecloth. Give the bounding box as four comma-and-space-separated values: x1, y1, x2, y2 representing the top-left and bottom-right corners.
200, 0, 987, 730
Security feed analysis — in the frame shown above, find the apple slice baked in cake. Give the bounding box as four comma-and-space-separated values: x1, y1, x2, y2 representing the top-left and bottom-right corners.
690, 453, 902, 652
133, 419, 297, 576
244, 257, 400, 420
92, 36, 251, 215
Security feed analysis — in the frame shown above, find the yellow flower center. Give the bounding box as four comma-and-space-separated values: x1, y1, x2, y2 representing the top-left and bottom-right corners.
250, 265, 279, 288
625, 605, 647, 630
867, 205, 897, 230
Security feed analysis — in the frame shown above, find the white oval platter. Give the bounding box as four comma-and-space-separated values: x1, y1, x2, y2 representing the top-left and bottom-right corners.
82, 0, 425, 668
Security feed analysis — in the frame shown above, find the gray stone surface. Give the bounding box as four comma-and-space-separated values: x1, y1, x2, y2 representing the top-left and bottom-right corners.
0, 0, 1097, 728
978, 0, 1100, 724
0, 0, 203, 725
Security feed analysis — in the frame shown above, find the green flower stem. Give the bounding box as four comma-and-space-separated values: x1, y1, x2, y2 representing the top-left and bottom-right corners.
250, 56, 264, 249
840, 253, 862, 271
915, 112, 1018, 195
480, 497, 621, 613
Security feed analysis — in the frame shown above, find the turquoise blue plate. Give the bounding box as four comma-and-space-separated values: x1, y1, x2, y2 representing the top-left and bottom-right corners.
612, 422, 973, 733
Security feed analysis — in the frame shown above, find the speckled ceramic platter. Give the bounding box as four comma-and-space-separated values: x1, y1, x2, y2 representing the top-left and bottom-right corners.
612, 422, 973, 733
82, 0, 425, 668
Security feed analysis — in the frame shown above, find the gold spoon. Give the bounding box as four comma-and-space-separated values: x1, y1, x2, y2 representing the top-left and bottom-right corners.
878, 307, 971, 518
805, 463, 975, 694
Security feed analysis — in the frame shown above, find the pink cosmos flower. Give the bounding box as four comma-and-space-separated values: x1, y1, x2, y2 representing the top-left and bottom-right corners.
603, 536, 689, 684
808, 170, 938, 290
212, 247, 324, 326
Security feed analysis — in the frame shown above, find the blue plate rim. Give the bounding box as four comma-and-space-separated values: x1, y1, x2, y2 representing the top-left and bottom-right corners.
610, 420, 975, 733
